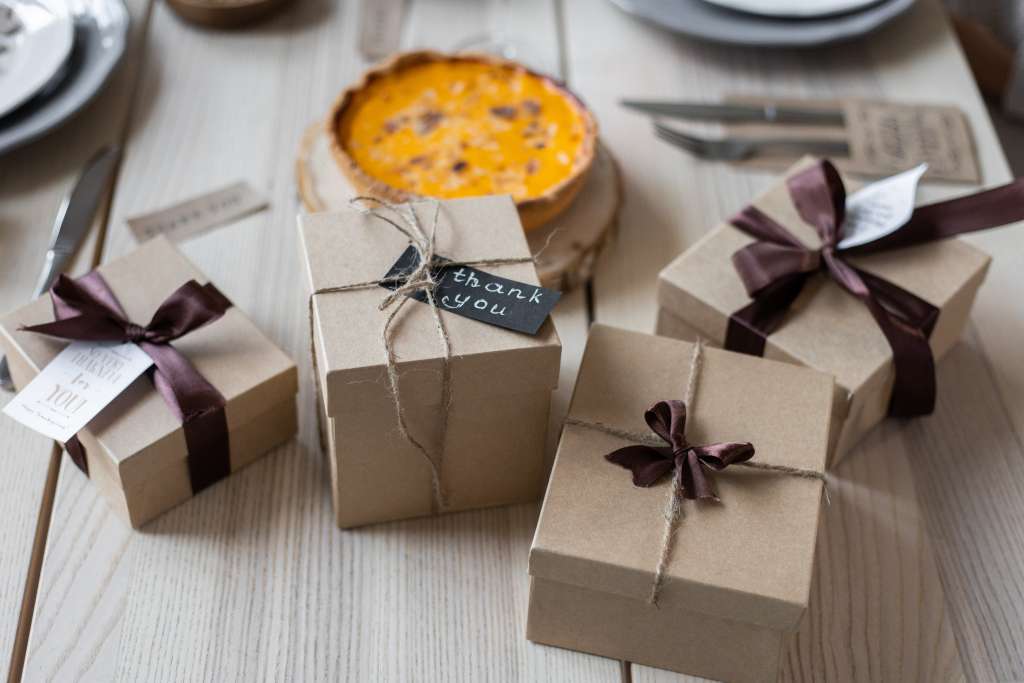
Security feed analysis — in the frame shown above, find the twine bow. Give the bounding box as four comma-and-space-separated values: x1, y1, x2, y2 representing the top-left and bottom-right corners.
308, 198, 543, 514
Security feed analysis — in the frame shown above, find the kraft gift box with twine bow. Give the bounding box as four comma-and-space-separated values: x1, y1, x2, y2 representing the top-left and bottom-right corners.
527, 324, 833, 682
0, 237, 299, 528
657, 157, 1024, 465
299, 195, 561, 528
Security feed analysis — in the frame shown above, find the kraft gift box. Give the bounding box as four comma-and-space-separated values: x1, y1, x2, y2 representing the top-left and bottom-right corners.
0, 236, 299, 528
656, 160, 991, 465
299, 195, 562, 528
528, 324, 833, 682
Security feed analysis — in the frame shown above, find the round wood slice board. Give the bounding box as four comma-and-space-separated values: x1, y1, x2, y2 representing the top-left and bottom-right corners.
295, 122, 621, 291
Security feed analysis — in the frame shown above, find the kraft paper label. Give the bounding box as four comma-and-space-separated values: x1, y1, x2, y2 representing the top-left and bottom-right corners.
723, 96, 980, 183
381, 246, 561, 335
3, 341, 153, 442
127, 181, 268, 244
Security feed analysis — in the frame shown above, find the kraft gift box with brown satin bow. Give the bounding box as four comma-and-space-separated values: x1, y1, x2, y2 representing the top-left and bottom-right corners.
0, 237, 299, 528
299, 195, 561, 529
527, 324, 833, 682
657, 158, 994, 466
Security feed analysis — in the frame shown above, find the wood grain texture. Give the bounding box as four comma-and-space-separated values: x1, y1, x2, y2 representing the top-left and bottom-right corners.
21, 0, 615, 680
564, 0, 1010, 680
634, 425, 966, 683
866, 4, 1024, 679
0, 0, 152, 676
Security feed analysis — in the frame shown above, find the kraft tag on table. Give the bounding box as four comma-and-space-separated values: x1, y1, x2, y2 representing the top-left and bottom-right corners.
3, 341, 153, 442
723, 96, 980, 183
381, 245, 561, 335
126, 181, 269, 244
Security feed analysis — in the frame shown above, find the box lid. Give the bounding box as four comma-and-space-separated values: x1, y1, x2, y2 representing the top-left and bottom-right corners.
0, 236, 298, 492
299, 196, 561, 417
657, 158, 991, 396
530, 324, 832, 631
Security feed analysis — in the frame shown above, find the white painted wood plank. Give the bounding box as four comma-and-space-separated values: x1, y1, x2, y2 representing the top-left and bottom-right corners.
22, 0, 616, 680
0, 0, 151, 676
564, 0, 981, 680
865, 4, 1024, 679
634, 427, 966, 683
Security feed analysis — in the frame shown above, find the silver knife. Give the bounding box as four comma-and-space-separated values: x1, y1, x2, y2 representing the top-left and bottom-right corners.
622, 100, 846, 126
0, 145, 120, 391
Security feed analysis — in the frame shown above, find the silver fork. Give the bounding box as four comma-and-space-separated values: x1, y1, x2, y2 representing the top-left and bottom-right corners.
653, 122, 850, 161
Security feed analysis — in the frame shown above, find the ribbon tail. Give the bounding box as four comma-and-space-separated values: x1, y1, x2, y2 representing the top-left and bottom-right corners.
857, 277, 936, 417
678, 450, 716, 501
142, 342, 230, 492
64, 436, 89, 475
825, 253, 936, 417
606, 445, 676, 487
725, 272, 810, 357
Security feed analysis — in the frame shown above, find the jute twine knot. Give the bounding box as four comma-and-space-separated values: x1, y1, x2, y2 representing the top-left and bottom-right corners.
564, 339, 829, 607
307, 197, 547, 514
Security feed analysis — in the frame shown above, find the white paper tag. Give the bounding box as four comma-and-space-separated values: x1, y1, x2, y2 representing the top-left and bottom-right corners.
3, 342, 153, 443
837, 163, 927, 250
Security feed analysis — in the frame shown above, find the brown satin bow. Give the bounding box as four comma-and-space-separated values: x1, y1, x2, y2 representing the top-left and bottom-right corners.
605, 400, 754, 501
23, 271, 233, 493
725, 160, 1024, 417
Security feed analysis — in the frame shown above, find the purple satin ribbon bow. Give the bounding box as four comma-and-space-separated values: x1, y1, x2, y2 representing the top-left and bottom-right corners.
23, 271, 233, 493
725, 160, 1024, 417
605, 400, 754, 501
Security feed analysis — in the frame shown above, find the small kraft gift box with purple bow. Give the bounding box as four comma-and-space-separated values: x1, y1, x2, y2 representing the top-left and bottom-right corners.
0, 236, 299, 528
527, 324, 833, 682
657, 158, 1024, 465
300, 195, 562, 528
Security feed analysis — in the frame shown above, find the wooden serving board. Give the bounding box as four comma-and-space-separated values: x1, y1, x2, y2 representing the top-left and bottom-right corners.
295, 121, 621, 291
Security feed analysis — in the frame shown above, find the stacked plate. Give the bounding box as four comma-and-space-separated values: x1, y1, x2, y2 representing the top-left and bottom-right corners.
609, 0, 915, 47
0, 0, 129, 156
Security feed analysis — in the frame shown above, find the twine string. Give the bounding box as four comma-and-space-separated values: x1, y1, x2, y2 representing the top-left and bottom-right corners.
307, 197, 546, 513
562, 338, 828, 606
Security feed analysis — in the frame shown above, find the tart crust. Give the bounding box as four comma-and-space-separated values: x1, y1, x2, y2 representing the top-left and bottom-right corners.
326, 50, 598, 231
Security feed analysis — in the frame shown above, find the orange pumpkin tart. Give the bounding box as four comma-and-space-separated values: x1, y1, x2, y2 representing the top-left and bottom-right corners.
327, 51, 598, 231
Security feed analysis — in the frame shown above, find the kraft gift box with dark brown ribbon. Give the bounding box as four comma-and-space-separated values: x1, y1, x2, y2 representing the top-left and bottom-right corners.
0, 236, 299, 528
656, 158, 1004, 466
527, 324, 833, 682
299, 195, 562, 529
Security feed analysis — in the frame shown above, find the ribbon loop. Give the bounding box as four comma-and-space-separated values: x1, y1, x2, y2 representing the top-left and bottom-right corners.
606, 400, 754, 501
22, 270, 233, 492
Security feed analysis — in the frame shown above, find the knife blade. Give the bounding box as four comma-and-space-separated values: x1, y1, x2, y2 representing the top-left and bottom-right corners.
0, 145, 120, 391
621, 100, 846, 127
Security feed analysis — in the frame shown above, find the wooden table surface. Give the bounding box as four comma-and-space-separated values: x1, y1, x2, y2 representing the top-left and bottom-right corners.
2, 0, 1022, 680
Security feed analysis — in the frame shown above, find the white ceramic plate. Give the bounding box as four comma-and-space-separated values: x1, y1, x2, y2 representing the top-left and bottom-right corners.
0, 0, 128, 155
608, 0, 915, 47
700, 0, 885, 19
0, 0, 75, 118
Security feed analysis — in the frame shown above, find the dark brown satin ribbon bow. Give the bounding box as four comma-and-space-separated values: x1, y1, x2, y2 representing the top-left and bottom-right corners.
605, 400, 754, 501
726, 160, 1024, 417
23, 271, 233, 493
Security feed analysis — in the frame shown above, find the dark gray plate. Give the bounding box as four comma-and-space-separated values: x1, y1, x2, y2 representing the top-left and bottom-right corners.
608, 0, 915, 47
0, 0, 128, 155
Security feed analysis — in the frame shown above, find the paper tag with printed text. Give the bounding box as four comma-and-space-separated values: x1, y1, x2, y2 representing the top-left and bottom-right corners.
3, 341, 153, 443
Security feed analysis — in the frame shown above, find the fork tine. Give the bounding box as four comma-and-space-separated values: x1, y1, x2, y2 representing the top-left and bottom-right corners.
654, 126, 702, 155
653, 122, 703, 145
